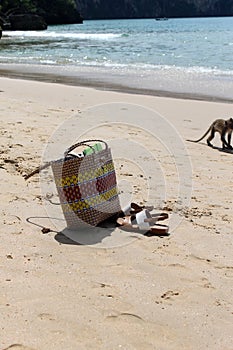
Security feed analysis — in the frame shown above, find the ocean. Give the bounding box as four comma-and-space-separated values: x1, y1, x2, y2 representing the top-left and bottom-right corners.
1, 17, 233, 100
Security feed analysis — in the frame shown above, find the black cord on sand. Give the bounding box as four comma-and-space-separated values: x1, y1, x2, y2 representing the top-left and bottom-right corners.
26, 216, 64, 234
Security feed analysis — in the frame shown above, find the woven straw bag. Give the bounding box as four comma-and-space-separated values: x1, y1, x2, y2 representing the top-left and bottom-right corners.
51, 139, 121, 228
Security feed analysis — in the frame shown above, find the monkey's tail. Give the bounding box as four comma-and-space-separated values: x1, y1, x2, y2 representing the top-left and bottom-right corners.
186, 126, 211, 143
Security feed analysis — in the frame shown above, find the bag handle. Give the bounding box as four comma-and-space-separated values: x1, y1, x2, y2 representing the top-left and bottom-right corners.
64, 139, 108, 157
24, 140, 108, 180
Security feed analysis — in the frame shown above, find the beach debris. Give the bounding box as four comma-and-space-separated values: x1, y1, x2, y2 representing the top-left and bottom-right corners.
6, 254, 13, 259
4, 159, 18, 164
107, 312, 144, 321
2, 344, 36, 350
41, 227, 51, 234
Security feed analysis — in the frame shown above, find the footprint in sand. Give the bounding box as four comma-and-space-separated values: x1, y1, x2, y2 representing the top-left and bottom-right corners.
161, 290, 180, 300
107, 312, 144, 323
215, 265, 233, 278
38, 312, 55, 321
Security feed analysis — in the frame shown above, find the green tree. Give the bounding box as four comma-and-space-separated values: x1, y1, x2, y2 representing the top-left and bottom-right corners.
36, 0, 82, 24
0, 0, 36, 13
0, 0, 82, 24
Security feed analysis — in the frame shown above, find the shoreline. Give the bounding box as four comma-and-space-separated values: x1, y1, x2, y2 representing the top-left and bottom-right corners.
1, 64, 233, 103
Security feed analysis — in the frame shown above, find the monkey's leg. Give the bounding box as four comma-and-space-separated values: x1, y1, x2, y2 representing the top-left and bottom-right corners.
221, 130, 229, 149
207, 128, 215, 147
227, 131, 233, 149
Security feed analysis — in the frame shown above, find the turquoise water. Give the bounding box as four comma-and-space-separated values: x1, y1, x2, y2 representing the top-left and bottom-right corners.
1, 17, 233, 99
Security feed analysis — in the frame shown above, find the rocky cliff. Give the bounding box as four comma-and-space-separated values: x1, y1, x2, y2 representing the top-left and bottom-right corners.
76, 0, 233, 19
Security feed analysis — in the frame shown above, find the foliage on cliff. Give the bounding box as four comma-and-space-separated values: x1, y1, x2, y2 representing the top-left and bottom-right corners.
75, 0, 233, 19
1, 0, 232, 26
0, 0, 83, 25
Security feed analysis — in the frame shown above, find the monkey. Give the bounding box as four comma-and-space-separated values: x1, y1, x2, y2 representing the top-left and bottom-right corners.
187, 118, 233, 149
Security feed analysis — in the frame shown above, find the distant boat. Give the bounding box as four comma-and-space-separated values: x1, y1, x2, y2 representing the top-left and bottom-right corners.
155, 0, 169, 21
155, 17, 168, 21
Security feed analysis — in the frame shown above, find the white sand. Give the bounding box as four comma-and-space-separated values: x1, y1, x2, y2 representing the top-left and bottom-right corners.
0, 77, 233, 350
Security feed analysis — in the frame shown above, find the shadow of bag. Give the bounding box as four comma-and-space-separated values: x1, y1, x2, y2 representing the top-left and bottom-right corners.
51, 139, 121, 229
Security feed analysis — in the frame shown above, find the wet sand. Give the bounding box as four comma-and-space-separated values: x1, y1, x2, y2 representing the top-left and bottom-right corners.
1, 63, 233, 103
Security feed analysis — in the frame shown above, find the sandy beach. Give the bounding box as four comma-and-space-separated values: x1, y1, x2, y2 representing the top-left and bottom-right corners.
0, 76, 233, 350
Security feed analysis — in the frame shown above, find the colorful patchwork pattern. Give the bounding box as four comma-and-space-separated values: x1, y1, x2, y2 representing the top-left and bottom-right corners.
62, 187, 118, 213
54, 161, 115, 187
51, 147, 121, 227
